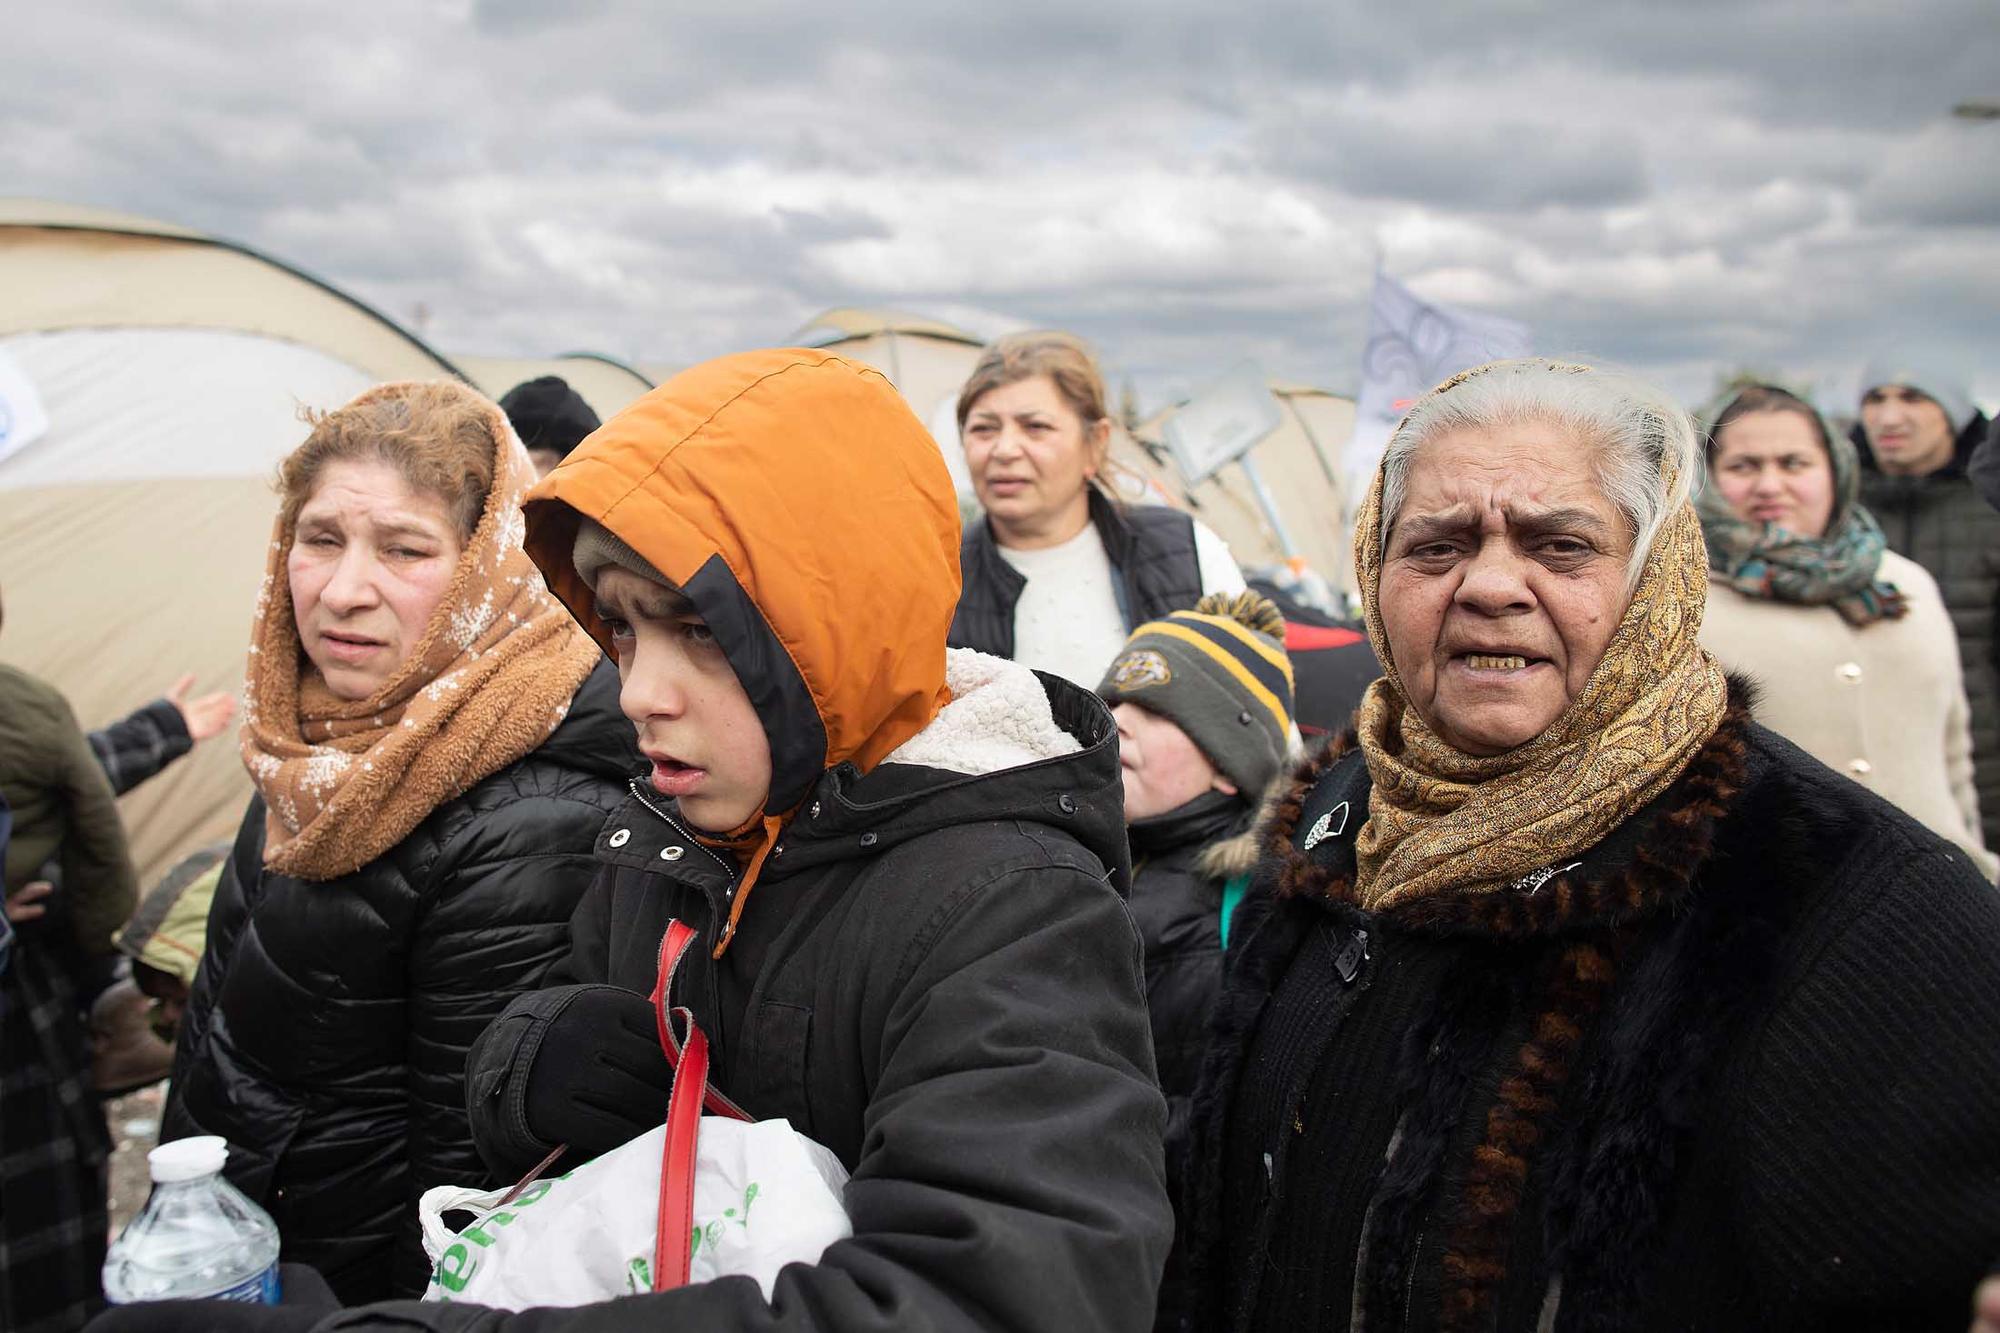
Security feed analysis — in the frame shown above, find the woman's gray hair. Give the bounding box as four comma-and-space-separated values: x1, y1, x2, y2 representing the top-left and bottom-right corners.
1378, 358, 1702, 591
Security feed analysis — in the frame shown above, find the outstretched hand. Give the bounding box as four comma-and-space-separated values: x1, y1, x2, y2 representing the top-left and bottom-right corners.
4, 880, 53, 923
165, 674, 238, 744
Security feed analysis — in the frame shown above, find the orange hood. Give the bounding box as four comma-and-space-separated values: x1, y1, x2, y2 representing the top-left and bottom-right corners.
522, 349, 961, 822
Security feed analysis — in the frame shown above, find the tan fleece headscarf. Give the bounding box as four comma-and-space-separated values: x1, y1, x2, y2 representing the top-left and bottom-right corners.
240, 381, 601, 882
1350, 362, 1730, 911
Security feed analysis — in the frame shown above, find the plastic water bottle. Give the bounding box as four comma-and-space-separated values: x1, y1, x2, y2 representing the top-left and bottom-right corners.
103, 1136, 281, 1305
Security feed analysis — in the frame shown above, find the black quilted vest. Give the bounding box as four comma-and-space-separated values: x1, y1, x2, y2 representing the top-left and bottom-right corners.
950, 487, 1204, 659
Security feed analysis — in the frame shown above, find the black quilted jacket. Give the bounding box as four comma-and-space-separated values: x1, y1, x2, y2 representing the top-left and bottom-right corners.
161, 662, 640, 1304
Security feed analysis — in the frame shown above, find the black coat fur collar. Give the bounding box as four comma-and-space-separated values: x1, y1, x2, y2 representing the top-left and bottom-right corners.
1166, 681, 1803, 1333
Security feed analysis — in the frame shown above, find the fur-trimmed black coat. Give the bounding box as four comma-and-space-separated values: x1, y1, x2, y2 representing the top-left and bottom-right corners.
1165, 686, 2000, 1332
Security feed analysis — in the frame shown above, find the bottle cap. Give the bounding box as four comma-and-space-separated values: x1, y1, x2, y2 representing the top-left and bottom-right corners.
148, 1135, 229, 1183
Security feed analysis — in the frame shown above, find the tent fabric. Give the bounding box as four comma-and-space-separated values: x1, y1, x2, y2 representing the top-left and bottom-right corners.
0, 207, 458, 385
791, 306, 987, 347
0, 205, 461, 889
0, 328, 376, 486
454, 353, 654, 421
1131, 384, 1356, 595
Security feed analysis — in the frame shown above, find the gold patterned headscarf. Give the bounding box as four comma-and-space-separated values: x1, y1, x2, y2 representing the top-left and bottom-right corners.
1350, 362, 1729, 911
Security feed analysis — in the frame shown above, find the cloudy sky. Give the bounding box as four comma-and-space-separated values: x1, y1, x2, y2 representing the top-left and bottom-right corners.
7, 0, 1997, 410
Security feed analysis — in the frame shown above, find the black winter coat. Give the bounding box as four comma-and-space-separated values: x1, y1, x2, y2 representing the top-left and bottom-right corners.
162, 662, 640, 1304
1855, 412, 2000, 847
950, 486, 1203, 659
402, 672, 1173, 1332
1127, 791, 1253, 1144
1169, 687, 2000, 1332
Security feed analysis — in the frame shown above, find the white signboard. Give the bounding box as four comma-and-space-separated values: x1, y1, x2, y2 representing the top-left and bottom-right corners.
1346, 270, 1531, 498
1163, 361, 1283, 485
0, 348, 51, 468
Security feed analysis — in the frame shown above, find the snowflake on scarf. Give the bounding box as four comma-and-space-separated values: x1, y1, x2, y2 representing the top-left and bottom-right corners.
494, 505, 528, 559
423, 671, 464, 704
299, 749, 352, 798
450, 591, 497, 651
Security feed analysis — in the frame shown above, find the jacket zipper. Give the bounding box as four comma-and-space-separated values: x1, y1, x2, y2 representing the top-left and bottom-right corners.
626, 780, 739, 882
626, 780, 739, 1074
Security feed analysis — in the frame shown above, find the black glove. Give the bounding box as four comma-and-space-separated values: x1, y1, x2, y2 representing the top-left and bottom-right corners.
87, 1262, 338, 1332
522, 984, 674, 1164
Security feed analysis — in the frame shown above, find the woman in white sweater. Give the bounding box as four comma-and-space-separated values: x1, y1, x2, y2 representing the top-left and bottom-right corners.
947, 332, 1245, 687
1697, 383, 1995, 878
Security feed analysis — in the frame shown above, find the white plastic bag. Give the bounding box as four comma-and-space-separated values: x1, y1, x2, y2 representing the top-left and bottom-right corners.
421, 1116, 851, 1308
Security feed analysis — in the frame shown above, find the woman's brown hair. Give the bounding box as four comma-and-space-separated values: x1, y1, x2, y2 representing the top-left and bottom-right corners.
277, 380, 499, 541
1705, 383, 1831, 464
955, 331, 1111, 433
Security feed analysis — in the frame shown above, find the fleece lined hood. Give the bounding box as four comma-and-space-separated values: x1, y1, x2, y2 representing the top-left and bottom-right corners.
523, 349, 961, 817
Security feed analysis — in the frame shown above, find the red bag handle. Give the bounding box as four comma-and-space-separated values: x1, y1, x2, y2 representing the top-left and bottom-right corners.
649, 919, 751, 1292
650, 920, 752, 1120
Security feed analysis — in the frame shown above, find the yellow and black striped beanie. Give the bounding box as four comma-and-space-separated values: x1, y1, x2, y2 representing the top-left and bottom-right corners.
1098, 591, 1294, 797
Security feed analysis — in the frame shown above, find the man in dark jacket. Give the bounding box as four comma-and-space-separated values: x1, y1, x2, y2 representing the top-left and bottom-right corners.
1851, 359, 2000, 846
95, 349, 1171, 1332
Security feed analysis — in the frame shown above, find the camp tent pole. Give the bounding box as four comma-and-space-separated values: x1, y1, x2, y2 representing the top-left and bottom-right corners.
1237, 452, 1299, 559
1281, 392, 1343, 491
885, 328, 904, 387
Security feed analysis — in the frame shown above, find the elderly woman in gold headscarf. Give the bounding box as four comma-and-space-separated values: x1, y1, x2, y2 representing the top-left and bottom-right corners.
1164, 359, 2000, 1333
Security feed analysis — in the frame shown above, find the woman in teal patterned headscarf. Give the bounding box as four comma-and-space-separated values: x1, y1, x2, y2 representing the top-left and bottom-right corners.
1697, 382, 1995, 877
1696, 384, 1907, 624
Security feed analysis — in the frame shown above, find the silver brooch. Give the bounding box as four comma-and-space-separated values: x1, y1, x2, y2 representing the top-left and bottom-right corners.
1302, 801, 1351, 851
1510, 861, 1582, 895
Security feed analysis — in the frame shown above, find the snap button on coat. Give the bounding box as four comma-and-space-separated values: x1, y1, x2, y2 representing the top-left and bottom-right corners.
608, 828, 631, 848
660, 845, 685, 861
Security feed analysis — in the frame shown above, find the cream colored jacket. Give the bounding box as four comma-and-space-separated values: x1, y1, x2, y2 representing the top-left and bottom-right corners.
1700, 550, 1997, 880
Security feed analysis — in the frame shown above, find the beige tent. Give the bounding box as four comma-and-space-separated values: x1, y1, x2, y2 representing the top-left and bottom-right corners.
1128, 382, 1357, 595
0, 199, 465, 885
455, 352, 654, 420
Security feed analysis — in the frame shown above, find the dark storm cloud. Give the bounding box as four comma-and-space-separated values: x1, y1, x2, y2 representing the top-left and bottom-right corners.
3, 0, 1996, 406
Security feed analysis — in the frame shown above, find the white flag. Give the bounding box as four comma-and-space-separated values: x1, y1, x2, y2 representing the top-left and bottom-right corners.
0, 348, 50, 468
1345, 271, 1531, 502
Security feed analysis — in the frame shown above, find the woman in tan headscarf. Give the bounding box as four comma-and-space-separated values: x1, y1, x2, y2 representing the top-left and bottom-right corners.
1167, 358, 2000, 1332
160, 381, 640, 1304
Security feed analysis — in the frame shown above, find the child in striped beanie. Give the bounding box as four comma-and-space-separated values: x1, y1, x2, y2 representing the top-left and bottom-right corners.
1097, 591, 1295, 816
1096, 591, 1295, 1186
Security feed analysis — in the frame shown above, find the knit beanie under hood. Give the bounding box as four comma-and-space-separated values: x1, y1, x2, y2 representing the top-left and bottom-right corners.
573, 517, 673, 594
1098, 591, 1295, 798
